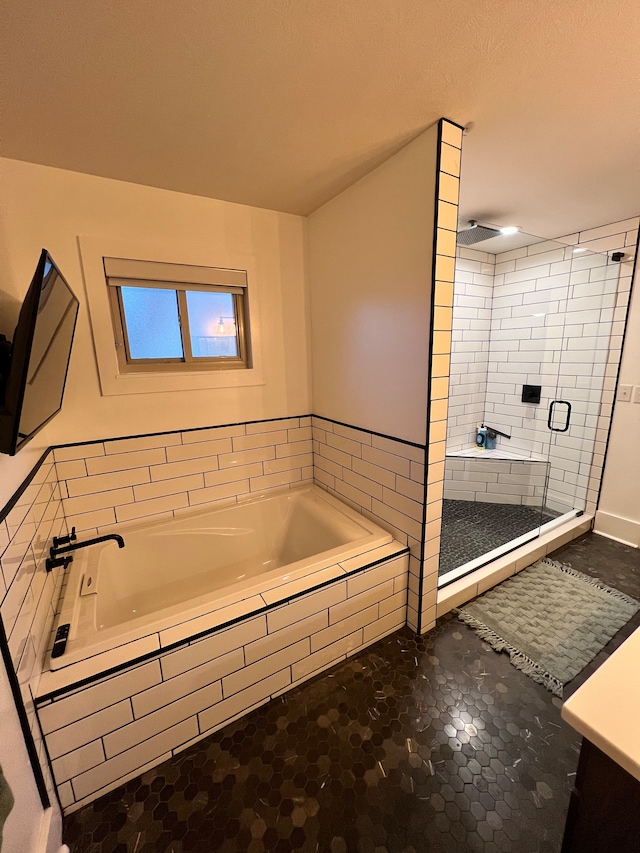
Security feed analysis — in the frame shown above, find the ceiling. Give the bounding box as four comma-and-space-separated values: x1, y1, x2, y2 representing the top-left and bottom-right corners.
1, 1, 639, 237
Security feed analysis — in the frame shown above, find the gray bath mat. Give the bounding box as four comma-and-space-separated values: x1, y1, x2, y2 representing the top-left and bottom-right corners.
456, 557, 640, 696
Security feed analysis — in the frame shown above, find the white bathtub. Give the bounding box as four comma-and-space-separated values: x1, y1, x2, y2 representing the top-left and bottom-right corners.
49, 484, 395, 676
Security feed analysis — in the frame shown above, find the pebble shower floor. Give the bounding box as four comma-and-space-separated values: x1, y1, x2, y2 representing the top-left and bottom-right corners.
439, 501, 560, 577
63, 533, 640, 853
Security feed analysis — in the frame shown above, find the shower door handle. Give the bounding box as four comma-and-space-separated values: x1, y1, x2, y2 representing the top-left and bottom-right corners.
548, 400, 572, 433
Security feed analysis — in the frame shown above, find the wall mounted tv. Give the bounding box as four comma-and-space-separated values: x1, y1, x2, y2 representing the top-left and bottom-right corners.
0, 250, 79, 456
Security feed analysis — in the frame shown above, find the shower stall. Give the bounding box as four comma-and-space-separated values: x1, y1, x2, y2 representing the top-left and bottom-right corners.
438, 227, 628, 586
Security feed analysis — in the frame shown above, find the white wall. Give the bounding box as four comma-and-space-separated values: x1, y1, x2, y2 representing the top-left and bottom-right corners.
596, 261, 640, 546
307, 126, 438, 445
0, 157, 311, 506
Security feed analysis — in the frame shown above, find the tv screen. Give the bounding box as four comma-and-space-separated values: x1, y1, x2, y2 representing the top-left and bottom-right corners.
0, 250, 79, 456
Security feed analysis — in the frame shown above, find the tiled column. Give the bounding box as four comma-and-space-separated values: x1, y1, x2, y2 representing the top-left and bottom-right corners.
418, 119, 462, 634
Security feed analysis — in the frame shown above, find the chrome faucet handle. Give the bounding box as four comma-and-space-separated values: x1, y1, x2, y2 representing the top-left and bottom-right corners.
53, 526, 76, 549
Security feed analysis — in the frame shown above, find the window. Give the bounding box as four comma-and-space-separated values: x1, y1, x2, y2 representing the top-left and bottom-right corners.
105, 257, 251, 373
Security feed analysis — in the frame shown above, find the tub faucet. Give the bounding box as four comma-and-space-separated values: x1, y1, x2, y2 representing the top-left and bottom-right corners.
46, 533, 125, 572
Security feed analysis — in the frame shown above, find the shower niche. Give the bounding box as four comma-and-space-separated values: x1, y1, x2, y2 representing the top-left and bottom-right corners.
437, 226, 630, 586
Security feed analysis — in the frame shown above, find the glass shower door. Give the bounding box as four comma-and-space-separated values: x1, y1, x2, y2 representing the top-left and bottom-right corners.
438, 232, 621, 587
544, 246, 621, 517
439, 234, 563, 584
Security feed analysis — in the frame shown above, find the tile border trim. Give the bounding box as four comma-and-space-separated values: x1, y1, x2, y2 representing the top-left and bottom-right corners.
52, 414, 315, 453
311, 414, 426, 450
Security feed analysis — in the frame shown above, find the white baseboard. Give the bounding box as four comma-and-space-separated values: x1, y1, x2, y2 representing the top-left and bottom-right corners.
35, 805, 63, 853
35, 809, 52, 853
594, 511, 640, 548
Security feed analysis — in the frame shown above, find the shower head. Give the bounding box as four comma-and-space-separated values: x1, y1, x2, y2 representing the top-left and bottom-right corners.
456, 220, 501, 246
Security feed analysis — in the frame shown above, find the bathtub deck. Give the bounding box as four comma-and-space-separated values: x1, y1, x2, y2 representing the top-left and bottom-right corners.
38, 540, 405, 696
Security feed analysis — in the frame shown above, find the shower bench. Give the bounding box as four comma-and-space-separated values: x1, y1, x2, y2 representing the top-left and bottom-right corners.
444, 446, 549, 506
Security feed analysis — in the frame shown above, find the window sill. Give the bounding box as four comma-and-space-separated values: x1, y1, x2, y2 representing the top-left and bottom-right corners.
103, 365, 265, 396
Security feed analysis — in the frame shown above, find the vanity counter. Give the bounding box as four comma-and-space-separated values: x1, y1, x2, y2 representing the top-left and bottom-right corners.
561, 625, 640, 782
560, 625, 640, 853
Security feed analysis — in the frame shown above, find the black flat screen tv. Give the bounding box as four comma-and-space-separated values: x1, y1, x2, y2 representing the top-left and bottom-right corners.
0, 250, 79, 456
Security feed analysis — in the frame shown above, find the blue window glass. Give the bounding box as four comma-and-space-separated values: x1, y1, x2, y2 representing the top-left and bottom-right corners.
121, 287, 183, 359
186, 291, 239, 358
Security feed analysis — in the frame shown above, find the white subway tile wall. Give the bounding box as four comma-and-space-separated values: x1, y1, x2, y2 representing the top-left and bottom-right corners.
54, 418, 314, 535
36, 553, 408, 812
486, 223, 638, 515
443, 218, 638, 522
311, 416, 425, 636
2, 413, 414, 816
447, 247, 495, 452
0, 454, 68, 809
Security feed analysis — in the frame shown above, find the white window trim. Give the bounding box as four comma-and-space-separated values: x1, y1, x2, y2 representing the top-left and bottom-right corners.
78, 235, 264, 396
105, 257, 251, 372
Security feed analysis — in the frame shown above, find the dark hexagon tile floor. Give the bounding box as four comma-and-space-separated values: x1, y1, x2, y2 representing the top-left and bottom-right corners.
63, 533, 640, 853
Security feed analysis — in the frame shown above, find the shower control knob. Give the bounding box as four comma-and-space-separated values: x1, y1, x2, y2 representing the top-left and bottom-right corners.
53, 527, 77, 548
51, 623, 70, 658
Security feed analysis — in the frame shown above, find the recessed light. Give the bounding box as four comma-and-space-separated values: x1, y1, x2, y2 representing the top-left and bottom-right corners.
499, 226, 519, 235
573, 247, 587, 253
